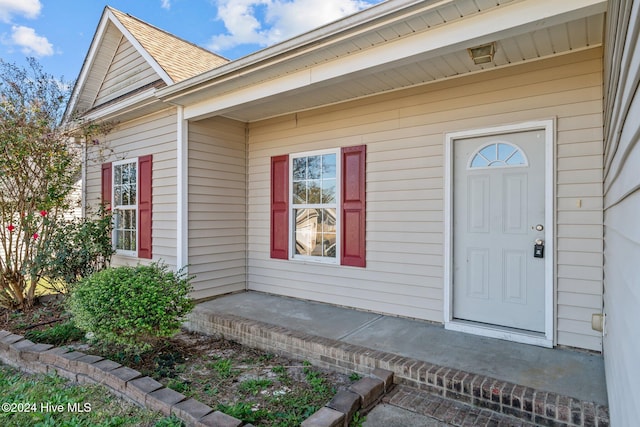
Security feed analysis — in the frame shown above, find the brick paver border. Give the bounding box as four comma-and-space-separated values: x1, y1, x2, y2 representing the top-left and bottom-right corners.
0, 329, 241, 427
0, 329, 392, 427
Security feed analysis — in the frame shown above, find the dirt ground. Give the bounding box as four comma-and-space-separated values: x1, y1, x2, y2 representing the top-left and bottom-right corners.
0, 297, 358, 426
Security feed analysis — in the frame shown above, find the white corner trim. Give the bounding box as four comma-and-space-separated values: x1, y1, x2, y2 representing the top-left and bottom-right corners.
443, 119, 556, 347
176, 106, 189, 271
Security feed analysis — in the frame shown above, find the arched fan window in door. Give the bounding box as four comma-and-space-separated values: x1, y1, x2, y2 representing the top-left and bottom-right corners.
468, 142, 528, 169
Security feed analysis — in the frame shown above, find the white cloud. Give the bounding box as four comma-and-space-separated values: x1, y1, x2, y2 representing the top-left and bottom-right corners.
0, 0, 41, 23
208, 0, 377, 53
10, 25, 53, 56
161, 0, 171, 10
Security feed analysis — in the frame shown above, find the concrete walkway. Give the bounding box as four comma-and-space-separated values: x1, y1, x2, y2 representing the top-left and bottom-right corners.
186, 291, 608, 425
364, 403, 451, 427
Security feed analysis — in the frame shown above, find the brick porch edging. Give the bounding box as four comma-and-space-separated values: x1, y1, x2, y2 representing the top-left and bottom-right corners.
302, 367, 394, 427
0, 328, 395, 427
185, 309, 610, 427
0, 330, 243, 427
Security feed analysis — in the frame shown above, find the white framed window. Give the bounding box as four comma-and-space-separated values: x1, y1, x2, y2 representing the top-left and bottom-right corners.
112, 158, 138, 256
468, 141, 528, 169
290, 149, 340, 263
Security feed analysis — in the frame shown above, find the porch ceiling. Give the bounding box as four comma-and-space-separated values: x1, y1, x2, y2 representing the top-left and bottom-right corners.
157, 0, 606, 123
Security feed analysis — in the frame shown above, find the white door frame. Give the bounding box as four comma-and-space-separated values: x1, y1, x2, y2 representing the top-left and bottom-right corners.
443, 119, 555, 348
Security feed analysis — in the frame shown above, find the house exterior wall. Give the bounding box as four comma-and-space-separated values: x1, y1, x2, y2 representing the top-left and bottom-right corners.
94, 33, 159, 107
187, 117, 247, 299
86, 108, 178, 268
602, 0, 640, 423
246, 47, 604, 351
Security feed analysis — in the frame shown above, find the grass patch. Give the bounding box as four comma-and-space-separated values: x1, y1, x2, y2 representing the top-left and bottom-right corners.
350, 411, 366, 427
166, 378, 191, 395
349, 372, 362, 382
214, 361, 340, 426
0, 364, 181, 426
206, 358, 237, 379
239, 378, 273, 395
303, 360, 330, 393
24, 320, 85, 346
217, 402, 270, 424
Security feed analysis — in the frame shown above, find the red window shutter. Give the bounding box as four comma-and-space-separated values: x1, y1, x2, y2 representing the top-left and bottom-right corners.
270, 155, 289, 259
101, 163, 112, 209
138, 155, 153, 259
341, 145, 366, 267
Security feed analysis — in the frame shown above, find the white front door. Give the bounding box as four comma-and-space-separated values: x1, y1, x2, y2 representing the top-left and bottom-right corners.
452, 129, 546, 332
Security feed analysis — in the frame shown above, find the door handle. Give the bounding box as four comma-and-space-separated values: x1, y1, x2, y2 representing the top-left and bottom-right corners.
534, 239, 544, 258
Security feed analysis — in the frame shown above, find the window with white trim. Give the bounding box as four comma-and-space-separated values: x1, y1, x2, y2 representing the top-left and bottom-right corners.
468, 142, 528, 169
291, 150, 340, 262
112, 159, 138, 254
270, 145, 365, 267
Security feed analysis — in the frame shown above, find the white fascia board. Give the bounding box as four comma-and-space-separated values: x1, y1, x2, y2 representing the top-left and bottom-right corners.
160, 0, 448, 98
81, 88, 159, 122
105, 9, 173, 85
65, 10, 112, 122
184, 72, 313, 120
66, 8, 173, 122
183, 0, 606, 121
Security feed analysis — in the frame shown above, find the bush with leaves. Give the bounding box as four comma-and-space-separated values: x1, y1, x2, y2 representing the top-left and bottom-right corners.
34, 206, 114, 294
0, 58, 115, 309
67, 262, 194, 352
0, 58, 76, 308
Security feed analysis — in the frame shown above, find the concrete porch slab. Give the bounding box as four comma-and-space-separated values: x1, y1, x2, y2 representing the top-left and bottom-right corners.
194, 291, 381, 340
342, 315, 607, 405
186, 291, 608, 420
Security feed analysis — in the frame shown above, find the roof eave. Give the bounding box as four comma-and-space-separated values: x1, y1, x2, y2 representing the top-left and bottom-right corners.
74, 89, 164, 124
158, 0, 608, 122
156, 0, 443, 102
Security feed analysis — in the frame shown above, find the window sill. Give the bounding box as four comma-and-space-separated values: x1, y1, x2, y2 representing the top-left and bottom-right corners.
290, 256, 339, 266
115, 250, 138, 258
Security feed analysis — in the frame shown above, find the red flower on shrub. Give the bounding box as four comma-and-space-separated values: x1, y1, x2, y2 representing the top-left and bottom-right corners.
40, 210, 48, 217
32, 233, 39, 240
7, 224, 15, 232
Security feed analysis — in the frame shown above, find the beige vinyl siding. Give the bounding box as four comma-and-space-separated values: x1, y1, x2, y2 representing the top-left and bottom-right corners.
94, 34, 159, 107
602, 0, 640, 424
78, 23, 122, 113
246, 47, 603, 351
188, 117, 247, 300
85, 109, 178, 268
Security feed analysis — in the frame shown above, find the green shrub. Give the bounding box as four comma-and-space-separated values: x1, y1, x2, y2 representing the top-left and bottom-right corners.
35, 206, 114, 293
67, 262, 194, 352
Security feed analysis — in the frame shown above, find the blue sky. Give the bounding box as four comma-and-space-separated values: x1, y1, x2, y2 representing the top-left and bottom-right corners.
0, 0, 385, 85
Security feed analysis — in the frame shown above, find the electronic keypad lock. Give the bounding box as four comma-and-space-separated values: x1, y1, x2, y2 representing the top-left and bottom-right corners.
534, 239, 545, 258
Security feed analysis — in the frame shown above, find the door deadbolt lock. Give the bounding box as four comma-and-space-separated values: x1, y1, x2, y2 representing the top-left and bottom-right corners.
534, 239, 545, 258
535, 224, 544, 231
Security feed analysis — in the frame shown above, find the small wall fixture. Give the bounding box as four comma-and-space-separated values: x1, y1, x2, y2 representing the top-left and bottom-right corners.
468, 42, 496, 65
591, 313, 605, 333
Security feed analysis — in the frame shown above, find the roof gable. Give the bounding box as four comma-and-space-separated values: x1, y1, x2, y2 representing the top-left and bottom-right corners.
67, 6, 228, 119
109, 8, 228, 83
93, 29, 160, 107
